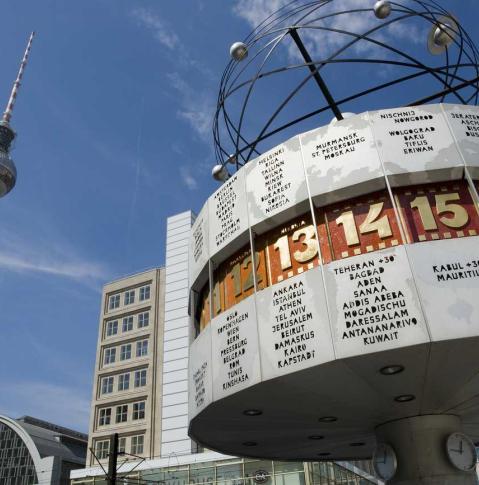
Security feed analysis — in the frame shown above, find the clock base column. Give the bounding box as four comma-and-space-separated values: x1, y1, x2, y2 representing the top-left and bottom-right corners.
375, 415, 477, 484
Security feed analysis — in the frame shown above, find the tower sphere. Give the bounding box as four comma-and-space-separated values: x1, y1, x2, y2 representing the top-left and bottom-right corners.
0, 124, 17, 198
0, 152, 16, 197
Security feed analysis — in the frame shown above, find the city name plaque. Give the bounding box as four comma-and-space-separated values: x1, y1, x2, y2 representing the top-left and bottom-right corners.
190, 203, 209, 287
189, 325, 213, 419
211, 296, 261, 400
371, 104, 463, 186
301, 112, 385, 205
443, 103, 479, 179
256, 268, 334, 380
246, 135, 309, 233
209, 170, 249, 261
408, 237, 479, 341
325, 246, 429, 358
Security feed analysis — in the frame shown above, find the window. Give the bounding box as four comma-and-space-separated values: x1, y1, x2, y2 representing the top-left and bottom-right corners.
98, 408, 111, 426
116, 404, 128, 423
138, 312, 149, 328
190, 464, 215, 485
122, 316, 134, 332
108, 294, 120, 310
95, 440, 110, 460
101, 376, 114, 395
133, 401, 145, 420
139, 285, 151, 301
118, 373, 130, 391
118, 437, 126, 454
134, 369, 147, 387
104, 348, 116, 365
106, 320, 118, 337
136, 340, 148, 357
124, 290, 135, 305
131, 435, 144, 455
120, 344, 132, 361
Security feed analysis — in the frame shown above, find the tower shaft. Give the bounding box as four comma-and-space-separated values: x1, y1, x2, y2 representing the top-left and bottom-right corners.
2, 31, 35, 125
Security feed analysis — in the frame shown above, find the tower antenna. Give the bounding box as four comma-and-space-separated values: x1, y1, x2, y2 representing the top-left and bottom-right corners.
2, 31, 35, 125
0, 31, 35, 198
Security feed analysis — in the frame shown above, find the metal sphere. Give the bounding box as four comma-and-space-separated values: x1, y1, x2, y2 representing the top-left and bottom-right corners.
230, 42, 248, 61
373, 1, 391, 20
212, 164, 229, 182
0, 152, 17, 198
433, 22, 455, 47
227, 154, 237, 165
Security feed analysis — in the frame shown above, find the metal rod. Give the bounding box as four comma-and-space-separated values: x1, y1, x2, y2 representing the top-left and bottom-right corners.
288, 27, 343, 120
408, 75, 479, 106
3, 31, 35, 124
89, 447, 108, 476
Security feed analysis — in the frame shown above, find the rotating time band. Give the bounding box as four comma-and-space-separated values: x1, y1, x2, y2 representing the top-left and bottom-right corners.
195, 178, 479, 330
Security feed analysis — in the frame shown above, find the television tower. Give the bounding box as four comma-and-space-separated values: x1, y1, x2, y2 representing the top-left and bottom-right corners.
0, 31, 35, 198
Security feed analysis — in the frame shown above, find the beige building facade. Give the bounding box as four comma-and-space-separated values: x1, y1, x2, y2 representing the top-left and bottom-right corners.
87, 268, 166, 466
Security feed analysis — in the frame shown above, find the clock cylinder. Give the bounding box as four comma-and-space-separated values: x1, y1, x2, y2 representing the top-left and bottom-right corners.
188, 104, 479, 464
375, 415, 477, 484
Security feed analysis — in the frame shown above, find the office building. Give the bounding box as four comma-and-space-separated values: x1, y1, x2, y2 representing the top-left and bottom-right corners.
0, 414, 87, 484
86, 211, 196, 466
87, 268, 166, 466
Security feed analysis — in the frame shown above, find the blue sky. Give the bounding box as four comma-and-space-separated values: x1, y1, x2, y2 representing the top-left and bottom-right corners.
0, 0, 477, 433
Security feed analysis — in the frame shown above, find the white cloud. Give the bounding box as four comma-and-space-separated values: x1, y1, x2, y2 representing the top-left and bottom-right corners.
130, 7, 216, 147
0, 232, 108, 288
180, 166, 198, 190
0, 381, 91, 433
232, 0, 286, 29
130, 7, 214, 77
177, 106, 213, 141
131, 8, 179, 50
167, 72, 215, 142
0, 253, 105, 281
232, 0, 420, 61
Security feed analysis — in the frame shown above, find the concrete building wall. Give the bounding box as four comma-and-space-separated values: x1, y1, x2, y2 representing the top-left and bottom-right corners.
87, 268, 165, 466
161, 211, 196, 457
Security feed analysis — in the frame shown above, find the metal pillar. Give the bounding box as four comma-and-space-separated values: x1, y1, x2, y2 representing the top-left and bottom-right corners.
288, 28, 343, 121
107, 433, 119, 485
376, 415, 477, 484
